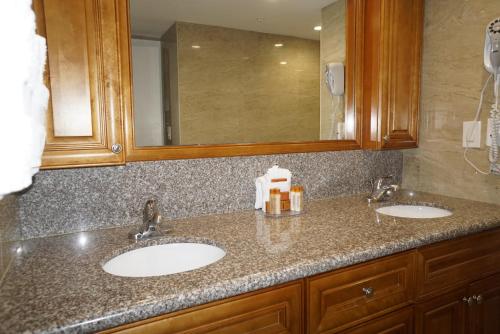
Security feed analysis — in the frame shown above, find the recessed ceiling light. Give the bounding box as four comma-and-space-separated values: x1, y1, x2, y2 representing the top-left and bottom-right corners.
314, 25, 322, 31
256, 17, 265, 23
192, 45, 201, 49
280, 61, 288, 65
274, 43, 284, 47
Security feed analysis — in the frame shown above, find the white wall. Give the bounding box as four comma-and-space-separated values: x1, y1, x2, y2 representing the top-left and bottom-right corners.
131, 39, 165, 147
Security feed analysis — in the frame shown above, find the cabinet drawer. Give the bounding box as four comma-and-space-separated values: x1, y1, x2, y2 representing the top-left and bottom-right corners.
416, 228, 500, 299
306, 252, 415, 334
338, 307, 413, 334
102, 281, 303, 334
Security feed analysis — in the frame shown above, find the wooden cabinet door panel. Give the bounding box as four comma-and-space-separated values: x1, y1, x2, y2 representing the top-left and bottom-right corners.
307, 252, 415, 334
414, 288, 467, 334
362, 0, 423, 149
379, 0, 422, 149
34, 0, 125, 168
101, 282, 303, 334
338, 307, 413, 334
468, 273, 500, 334
416, 229, 500, 299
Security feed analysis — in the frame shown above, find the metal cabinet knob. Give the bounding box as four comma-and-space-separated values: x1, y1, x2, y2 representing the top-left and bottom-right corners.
111, 143, 122, 154
473, 295, 483, 304
362, 287, 374, 297
383, 135, 390, 143
462, 296, 473, 306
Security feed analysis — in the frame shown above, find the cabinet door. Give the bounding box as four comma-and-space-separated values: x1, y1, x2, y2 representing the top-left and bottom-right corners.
468, 273, 500, 334
34, 0, 125, 169
363, 0, 423, 149
414, 288, 467, 334
338, 307, 413, 334
101, 282, 303, 334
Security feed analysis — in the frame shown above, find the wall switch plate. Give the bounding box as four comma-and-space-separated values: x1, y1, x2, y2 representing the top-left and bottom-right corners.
486, 118, 500, 147
463, 121, 481, 148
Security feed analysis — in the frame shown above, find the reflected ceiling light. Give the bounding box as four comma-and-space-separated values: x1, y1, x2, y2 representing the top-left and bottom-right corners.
192, 45, 201, 49
78, 234, 88, 247
314, 25, 322, 31
280, 61, 288, 65
274, 43, 284, 47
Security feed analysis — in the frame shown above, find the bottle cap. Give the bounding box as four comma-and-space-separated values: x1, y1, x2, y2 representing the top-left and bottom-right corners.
270, 188, 281, 194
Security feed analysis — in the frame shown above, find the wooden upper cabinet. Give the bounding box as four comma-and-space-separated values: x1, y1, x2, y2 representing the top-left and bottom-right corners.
34, 0, 126, 169
362, 0, 423, 149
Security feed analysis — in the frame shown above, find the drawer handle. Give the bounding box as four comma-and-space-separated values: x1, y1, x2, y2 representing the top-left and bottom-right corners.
473, 295, 483, 305
362, 287, 374, 297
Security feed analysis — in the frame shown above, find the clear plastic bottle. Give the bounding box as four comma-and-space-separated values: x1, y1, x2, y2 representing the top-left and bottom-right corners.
269, 188, 281, 215
290, 185, 304, 212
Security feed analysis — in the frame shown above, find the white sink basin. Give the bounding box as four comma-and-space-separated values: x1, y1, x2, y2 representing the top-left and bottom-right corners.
376, 205, 452, 219
102, 243, 225, 277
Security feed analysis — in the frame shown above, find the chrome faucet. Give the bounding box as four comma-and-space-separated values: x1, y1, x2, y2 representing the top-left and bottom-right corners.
367, 176, 400, 203
128, 199, 166, 240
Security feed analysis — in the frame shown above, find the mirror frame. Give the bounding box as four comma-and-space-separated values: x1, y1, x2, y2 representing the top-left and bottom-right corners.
118, 0, 364, 161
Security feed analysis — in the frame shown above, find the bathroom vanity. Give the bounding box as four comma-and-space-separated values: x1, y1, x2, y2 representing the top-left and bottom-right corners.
102, 230, 500, 334
0, 192, 499, 334
5, 1, 497, 333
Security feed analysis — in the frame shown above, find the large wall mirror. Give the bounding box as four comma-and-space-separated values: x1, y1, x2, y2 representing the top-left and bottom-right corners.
122, 0, 363, 160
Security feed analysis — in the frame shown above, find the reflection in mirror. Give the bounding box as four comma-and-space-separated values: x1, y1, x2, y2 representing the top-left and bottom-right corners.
129, 0, 347, 147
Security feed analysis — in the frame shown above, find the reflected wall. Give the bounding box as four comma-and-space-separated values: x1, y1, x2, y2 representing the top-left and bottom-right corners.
172, 22, 320, 145
320, 0, 346, 140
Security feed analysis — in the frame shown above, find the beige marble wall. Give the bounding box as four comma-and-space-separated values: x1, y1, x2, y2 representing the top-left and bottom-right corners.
175, 22, 320, 145
403, 0, 500, 204
320, 0, 346, 140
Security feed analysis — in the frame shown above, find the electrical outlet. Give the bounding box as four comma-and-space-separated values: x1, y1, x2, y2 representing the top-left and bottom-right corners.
463, 121, 481, 148
486, 118, 500, 147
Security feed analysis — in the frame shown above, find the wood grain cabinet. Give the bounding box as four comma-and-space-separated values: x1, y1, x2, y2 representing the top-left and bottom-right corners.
306, 252, 415, 334
415, 288, 467, 334
33, 0, 126, 169
414, 274, 500, 334
362, 0, 424, 149
415, 229, 500, 334
339, 307, 414, 334
468, 273, 500, 334
415, 228, 500, 299
101, 282, 303, 334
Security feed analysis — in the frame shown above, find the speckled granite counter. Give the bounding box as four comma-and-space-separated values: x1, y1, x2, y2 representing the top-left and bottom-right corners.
0, 191, 499, 334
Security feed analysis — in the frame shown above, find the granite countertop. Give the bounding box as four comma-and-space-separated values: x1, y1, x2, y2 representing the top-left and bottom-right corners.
1, 191, 499, 334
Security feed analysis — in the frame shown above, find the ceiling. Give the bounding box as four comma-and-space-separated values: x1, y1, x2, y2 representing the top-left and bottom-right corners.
130, 0, 339, 40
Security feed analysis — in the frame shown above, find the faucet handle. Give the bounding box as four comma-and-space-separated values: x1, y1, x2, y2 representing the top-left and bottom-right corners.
372, 175, 394, 190
143, 199, 159, 222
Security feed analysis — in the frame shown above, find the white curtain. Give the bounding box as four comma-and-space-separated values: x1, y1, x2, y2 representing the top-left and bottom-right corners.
0, 0, 49, 199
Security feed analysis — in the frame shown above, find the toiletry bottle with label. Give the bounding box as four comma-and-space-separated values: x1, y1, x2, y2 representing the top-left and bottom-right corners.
290, 186, 304, 212
269, 188, 282, 215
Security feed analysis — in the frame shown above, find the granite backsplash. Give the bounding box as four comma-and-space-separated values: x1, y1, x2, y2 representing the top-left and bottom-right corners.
0, 195, 20, 284
7, 150, 403, 240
